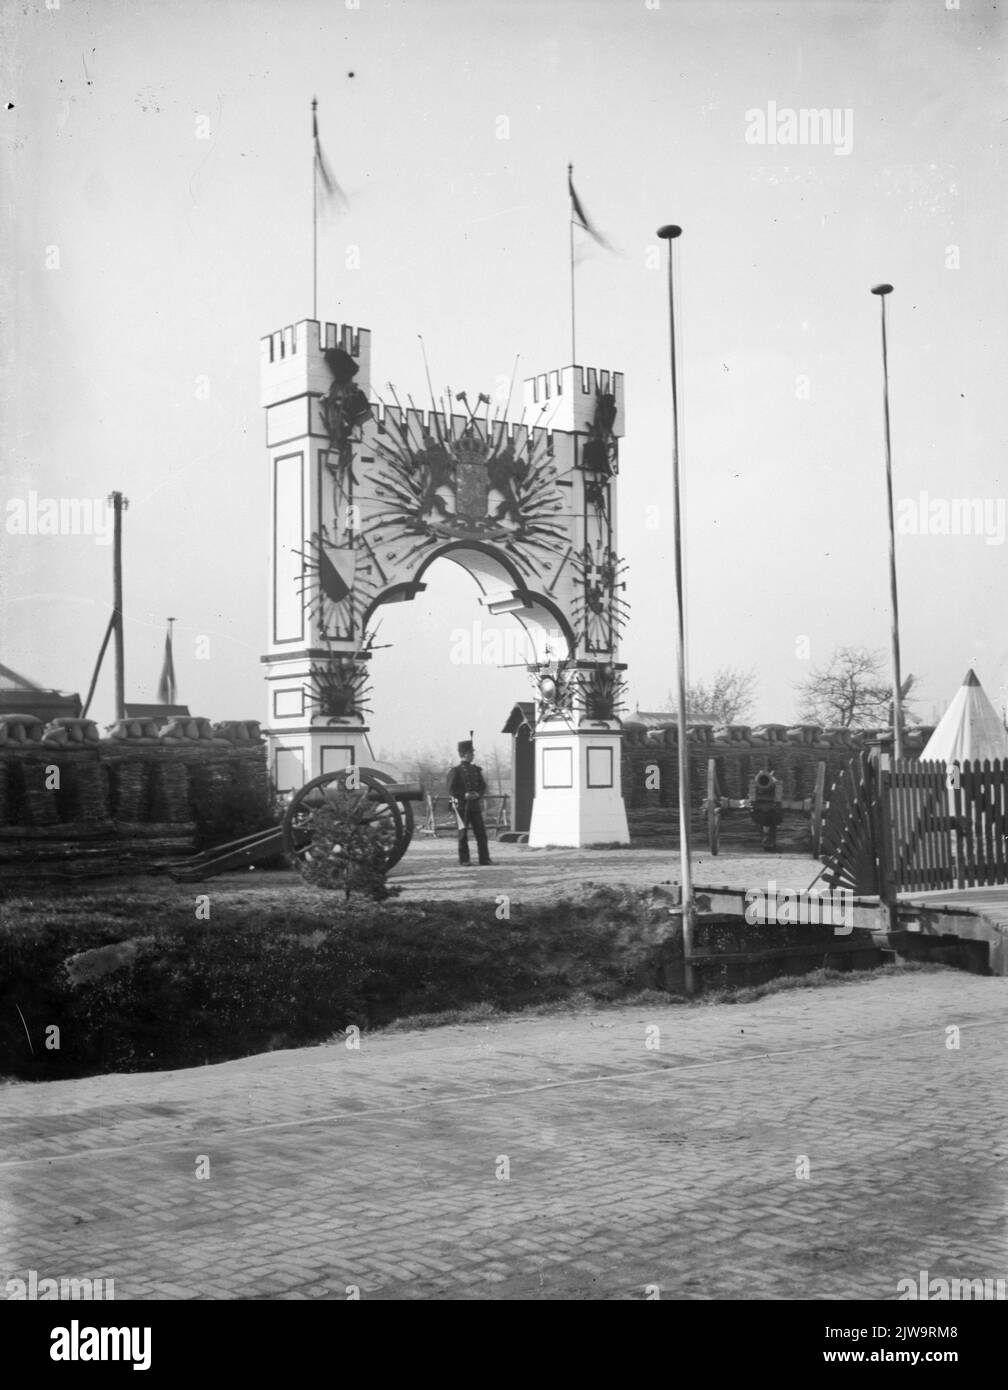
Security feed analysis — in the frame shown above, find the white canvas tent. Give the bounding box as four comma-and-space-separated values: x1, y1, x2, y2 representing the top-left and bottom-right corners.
921, 669, 1008, 765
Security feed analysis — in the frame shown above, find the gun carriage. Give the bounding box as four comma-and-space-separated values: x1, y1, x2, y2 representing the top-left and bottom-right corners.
701, 759, 827, 857
170, 763, 424, 888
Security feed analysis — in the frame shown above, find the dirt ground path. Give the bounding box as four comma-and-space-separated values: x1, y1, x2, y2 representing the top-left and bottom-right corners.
73, 841, 822, 914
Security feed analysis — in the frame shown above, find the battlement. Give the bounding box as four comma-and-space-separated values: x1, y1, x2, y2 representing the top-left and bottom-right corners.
261, 320, 370, 364
368, 400, 561, 458
260, 320, 372, 406
522, 365, 625, 436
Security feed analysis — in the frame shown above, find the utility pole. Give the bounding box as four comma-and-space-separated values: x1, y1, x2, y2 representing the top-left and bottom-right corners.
108, 491, 128, 719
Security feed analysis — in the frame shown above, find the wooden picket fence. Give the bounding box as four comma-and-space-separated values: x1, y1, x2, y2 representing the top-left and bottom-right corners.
418, 794, 511, 838
952, 759, 1008, 887
821, 754, 1008, 898
879, 759, 956, 894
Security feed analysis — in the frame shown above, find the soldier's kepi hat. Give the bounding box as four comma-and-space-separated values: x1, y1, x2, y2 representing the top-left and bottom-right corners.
323, 346, 360, 384
458, 740, 474, 755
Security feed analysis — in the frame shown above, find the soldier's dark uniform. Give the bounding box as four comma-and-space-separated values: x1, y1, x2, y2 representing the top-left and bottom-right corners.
448, 740, 492, 866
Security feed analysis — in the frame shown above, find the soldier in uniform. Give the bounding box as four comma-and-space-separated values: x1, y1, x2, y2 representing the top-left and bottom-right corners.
449, 739, 492, 867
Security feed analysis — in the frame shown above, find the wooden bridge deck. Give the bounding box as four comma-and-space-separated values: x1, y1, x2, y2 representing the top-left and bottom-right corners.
897, 884, 1008, 975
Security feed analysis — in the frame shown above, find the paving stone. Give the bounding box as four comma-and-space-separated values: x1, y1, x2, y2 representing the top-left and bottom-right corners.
1, 972, 1005, 1300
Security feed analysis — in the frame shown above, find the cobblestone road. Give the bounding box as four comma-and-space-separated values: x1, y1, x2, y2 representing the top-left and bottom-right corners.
2, 971, 1005, 1300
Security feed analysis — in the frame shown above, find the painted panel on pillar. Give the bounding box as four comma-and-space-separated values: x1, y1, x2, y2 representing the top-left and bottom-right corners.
275, 746, 305, 792
274, 453, 305, 644
542, 747, 573, 788
587, 745, 614, 788
273, 688, 305, 718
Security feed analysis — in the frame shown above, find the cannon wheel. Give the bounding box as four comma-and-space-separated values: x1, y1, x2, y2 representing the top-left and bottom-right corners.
365, 768, 416, 861
705, 759, 722, 855
282, 768, 410, 887
810, 760, 827, 859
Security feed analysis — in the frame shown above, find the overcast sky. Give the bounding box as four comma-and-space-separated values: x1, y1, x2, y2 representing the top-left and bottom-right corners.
2, 0, 1005, 762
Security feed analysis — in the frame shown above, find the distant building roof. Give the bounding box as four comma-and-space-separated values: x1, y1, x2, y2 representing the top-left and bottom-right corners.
501, 701, 535, 735
0, 661, 46, 693
0, 660, 81, 720
124, 703, 192, 723
626, 710, 677, 729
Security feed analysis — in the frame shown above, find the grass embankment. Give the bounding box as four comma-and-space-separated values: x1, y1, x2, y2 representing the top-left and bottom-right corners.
0, 882, 942, 1082
0, 883, 682, 1080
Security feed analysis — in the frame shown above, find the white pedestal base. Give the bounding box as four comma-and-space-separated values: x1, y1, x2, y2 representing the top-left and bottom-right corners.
265, 721, 371, 792
527, 721, 629, 848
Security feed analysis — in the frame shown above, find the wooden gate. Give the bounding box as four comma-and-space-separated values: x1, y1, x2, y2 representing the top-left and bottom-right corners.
819, 751, 882, 895
821, 753, 1008, 899
879, 758, 956, 894
952, 758, 1008, 887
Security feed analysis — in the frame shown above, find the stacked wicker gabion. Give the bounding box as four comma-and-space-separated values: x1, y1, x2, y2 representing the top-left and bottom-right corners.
0, 717, 271, 868
619, 720, 937, 809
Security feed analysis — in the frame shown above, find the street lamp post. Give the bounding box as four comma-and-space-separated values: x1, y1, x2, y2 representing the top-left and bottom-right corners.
871, 284, 903, 761
658, 224, 695, 995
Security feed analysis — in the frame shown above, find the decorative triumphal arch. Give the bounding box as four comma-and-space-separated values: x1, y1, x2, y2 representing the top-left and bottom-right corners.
260, 318, 630, 846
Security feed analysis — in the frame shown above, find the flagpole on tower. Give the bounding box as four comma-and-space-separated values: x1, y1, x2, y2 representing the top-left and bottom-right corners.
312, 97, 318, 320
568, 163, 576, 365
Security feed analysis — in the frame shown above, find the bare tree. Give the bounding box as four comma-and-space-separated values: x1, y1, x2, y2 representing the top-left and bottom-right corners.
379, 742, 511, 797
482, 743, 511, 795
384, 745, 456, 796
795, 646, 918, 729
664, 667, 758, 724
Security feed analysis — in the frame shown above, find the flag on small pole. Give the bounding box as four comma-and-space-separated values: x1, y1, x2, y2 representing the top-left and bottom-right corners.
157, 618, 177, 706
567, 164, 614, 366
568, 165, 613, 251
312, 97, 349, 319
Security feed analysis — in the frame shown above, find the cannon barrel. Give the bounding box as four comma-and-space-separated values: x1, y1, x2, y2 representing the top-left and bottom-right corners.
382, 780, 425, 802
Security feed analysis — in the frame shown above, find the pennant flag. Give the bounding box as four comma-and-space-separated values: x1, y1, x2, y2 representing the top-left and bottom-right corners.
157, 626, 177, 705
313, 98, 349, 216
568, 164, 614, 252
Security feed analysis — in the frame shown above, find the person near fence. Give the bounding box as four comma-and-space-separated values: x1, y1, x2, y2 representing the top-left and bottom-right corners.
449, 739, 492, 866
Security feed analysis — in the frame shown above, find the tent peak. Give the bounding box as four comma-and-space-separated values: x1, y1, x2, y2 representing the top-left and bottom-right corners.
962, 668, 980, 687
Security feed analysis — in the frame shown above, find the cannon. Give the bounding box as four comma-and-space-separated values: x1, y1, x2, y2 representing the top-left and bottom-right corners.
282, 768, 423, 889
702, 758, 827, 857
168, 765, 425, 889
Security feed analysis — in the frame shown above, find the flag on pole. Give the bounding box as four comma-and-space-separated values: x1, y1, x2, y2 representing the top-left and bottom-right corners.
313, 98, 349, 216
157, 625, 176, 705
568, 165, 614, 252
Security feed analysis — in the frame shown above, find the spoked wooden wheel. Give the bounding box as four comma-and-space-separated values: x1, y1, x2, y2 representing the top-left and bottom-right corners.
282, 769, 405, 889
364, 769, 416, 865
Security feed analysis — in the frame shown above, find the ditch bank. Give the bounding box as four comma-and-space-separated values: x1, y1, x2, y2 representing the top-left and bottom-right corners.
0, 884, 884, 1080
